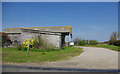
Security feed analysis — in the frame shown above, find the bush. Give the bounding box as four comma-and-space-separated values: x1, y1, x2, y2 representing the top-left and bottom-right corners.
109, 40, 116, 45
89, 40, 98, 45
108, 32, 119, 46
33, 39, 42, 49
109, 40, 120, 46
3, 43, 9, 47
45, 48, 51, 52
73, 38, 80, 45
22, 35, 59, 51
46, 44, 58, 51
17, 45, 25, 50
78, 40, 88, 46
33, 35, 44, 49
22, 35, 44, 49
115, 40, 120, 46
22, 39, 35, 48
62, 45, 66, 49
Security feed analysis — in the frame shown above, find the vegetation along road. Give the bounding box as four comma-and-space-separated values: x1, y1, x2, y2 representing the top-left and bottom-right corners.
2, 46, 119, 72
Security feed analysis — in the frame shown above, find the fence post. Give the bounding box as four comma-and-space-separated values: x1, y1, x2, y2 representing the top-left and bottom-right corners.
26, 40, 30, 56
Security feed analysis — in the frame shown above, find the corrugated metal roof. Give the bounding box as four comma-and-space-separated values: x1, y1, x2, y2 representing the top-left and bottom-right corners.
2, 26, 72, 34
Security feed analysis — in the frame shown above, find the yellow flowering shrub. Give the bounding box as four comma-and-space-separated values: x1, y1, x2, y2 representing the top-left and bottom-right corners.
22, 35, 44, 49
22, 39, 36, 48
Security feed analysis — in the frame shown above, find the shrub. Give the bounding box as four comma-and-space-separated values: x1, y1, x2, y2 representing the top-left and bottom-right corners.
109, 40, 115, 45
22, 35, 59, 51
42, 52, 45, 55
89, 40, 98, 45
45, 48, 51, 52
32, 39, 41, 49
33, 35, 44, 49
108, 32, 119, 46
108, 40, 120, 46
3, 43, 9, 47
22, 39, 35, 48
73, 38, 80, 45
62, 45, 66, 49
78, 40, 88, 46
46, 44, 58, 51
115, 40, 120, 46
17, 45, 25, 50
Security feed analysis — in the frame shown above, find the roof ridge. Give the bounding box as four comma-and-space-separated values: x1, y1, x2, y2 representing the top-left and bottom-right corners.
23, 26, 71, 29
3, 26, 71, 30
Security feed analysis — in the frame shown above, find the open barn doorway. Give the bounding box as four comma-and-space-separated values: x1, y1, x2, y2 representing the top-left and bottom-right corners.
65, 36, 69, 46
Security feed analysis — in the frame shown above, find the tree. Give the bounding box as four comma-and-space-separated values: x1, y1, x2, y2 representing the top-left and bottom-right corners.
89, 40, 98, 45
78, 39, 88, 46
73, 37, 80, 45
73, 37, 89, 46
109, 32, 118, 45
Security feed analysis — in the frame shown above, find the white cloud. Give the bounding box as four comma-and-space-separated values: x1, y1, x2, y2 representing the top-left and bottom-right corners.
90, 26, 100, 30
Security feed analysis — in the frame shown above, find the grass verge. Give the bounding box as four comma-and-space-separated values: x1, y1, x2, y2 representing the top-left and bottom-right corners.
2, 46, 83, 63
83, 44, 120, 51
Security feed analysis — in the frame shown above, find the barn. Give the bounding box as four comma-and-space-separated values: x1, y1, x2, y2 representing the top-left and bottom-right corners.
2, 26, 72, 48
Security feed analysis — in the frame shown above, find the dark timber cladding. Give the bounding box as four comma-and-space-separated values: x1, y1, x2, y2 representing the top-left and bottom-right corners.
2, 26, 72, 48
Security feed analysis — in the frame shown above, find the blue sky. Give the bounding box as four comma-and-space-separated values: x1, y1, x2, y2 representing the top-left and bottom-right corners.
2, 2, 118, 42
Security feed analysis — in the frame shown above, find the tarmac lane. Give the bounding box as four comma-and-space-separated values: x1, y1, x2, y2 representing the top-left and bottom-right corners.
2, 64, 119, 72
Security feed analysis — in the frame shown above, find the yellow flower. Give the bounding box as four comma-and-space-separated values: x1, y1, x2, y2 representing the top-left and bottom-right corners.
22, 39, 36, 48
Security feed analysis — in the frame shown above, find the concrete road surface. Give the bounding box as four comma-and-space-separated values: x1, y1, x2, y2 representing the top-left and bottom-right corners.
2, 46, 119, 72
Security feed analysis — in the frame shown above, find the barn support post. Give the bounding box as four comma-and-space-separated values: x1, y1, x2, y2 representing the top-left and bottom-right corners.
69, 33, 71, 46
69, 33, 71, 42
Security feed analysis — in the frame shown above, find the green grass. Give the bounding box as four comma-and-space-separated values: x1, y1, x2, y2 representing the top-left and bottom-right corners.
83, 44, 120, 51
2, 47, 83, 63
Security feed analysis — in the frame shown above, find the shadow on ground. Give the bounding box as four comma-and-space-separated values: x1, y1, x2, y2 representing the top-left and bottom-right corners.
2, 64, 120, 72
